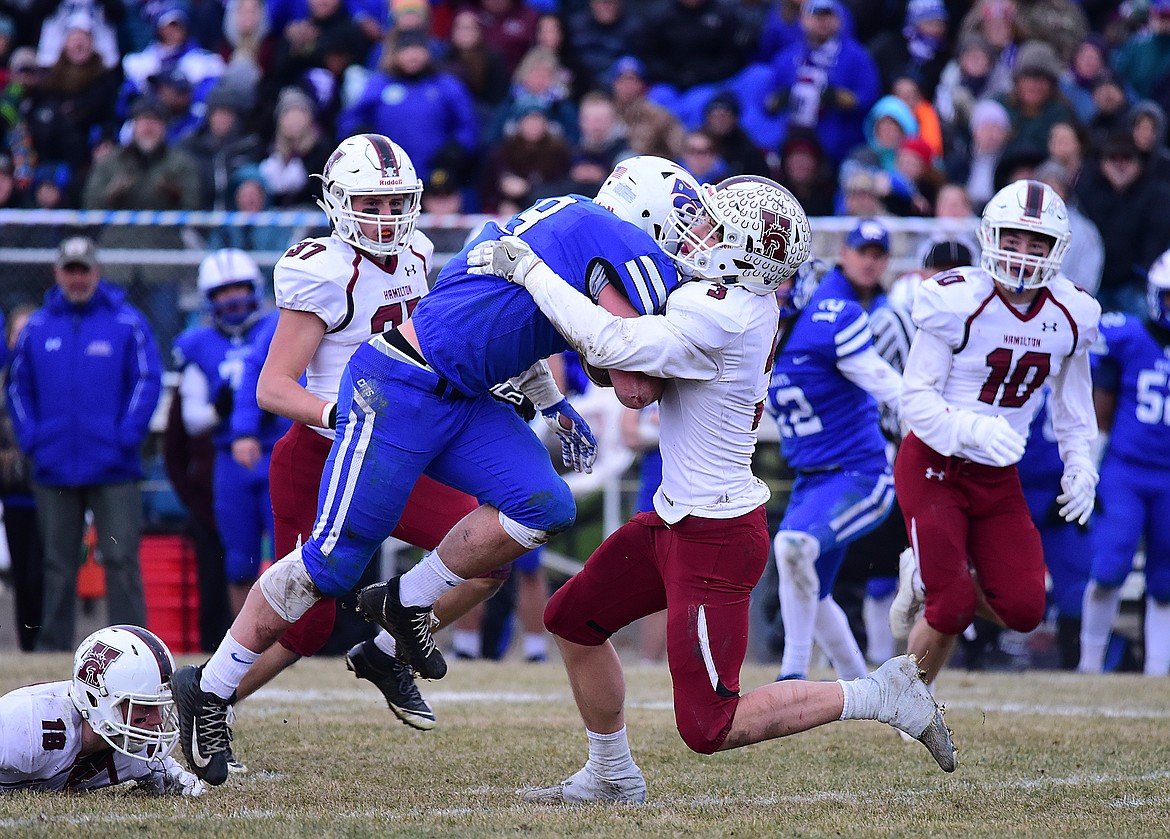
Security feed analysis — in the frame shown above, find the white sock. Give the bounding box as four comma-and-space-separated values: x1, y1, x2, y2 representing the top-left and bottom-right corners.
1079, 581, 1122, 672
777, 574, 817, 677
837, 676, 880, 721
1143, 599, 1170, 676
863, 590, 897, 663
587, 727, 636, 779
452, 628, 481, 659
373, 630, 397, 657
200, 632, 260, 700
524, 632, 547, 659
814, 596, 868, 680
399, 549, 465, 608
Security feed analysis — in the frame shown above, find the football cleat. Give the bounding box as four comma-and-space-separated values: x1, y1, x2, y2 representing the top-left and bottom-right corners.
889, 547, 926, 640
519, 762, 647, 804
870, 655, 957, 772
346, 640, 437, 730
171, 665, 232, 785
355, 577, 447, 680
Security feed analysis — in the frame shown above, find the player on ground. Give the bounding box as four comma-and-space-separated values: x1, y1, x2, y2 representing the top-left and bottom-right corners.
470, 176, 955, 803
889, 179, 1101, 687
768, 258, 902, 682
1078, 251, 1170, 676
171, 155, 695, 785
0, 625, 203, 796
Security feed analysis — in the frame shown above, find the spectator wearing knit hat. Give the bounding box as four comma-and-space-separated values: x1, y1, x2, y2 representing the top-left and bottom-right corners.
935, 33, 1002, 136
178, 81, 263, 209
700, 91, 770, 177
995, 40, 1076, 157
119, 3, 226, 120
945, 97, 1011, 208
1113, 0, 1170, 100
258, 85, 330, 208
869, 0, 951, 101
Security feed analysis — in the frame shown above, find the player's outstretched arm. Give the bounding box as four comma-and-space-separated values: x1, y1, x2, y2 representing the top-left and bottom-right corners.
257, 308, 333, 429
468, 237, 716, 380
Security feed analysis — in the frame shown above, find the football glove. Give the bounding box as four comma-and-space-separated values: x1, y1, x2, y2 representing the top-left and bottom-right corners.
541, 398, 597, 474
466, 236, 541, 286
967, 414, 1026, 467
213, 383, 234, 421
1056, 466, 1097, 527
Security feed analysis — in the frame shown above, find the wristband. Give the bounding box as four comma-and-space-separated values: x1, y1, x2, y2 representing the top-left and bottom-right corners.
321, 401, 337, 429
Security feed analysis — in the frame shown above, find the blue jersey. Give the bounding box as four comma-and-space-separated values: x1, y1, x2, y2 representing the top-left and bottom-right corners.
413, 196, 680, 395
172, 316, 272, 451
1017, 385, 1064, 490
769, 297, 888, 472
810, 267, 889, 314
1092, 313, 1170, 470
229, 310, 293, 448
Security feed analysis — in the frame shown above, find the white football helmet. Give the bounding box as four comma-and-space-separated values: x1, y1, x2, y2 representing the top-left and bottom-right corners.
979, 179, 1071, 293
198, 248, 261, 329
316, 133, 422, 257
594, 155, 703, 256
668, 175, 812, 295
70, 625, 179, 761
1147, 249, 1170, 329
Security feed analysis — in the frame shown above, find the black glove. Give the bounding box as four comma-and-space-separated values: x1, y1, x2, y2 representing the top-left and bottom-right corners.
213, 384, 234, 422
488, 382, 536, 423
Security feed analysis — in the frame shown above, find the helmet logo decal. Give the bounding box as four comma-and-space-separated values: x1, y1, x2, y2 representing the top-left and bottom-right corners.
760, 209, 791, 262
670, 179, 701, 220
76, 641, 123, 690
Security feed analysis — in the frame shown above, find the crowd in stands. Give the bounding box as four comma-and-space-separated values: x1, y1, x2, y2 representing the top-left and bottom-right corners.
0, 0, 1167, 313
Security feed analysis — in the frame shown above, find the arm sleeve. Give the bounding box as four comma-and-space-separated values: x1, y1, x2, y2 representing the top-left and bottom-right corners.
1050, 346, 1098, 476
523, 261, 718, 380
179, 364, 219, 435
508, 359, 563, 412
901, 328, 983, 456
837, 346, 902, 408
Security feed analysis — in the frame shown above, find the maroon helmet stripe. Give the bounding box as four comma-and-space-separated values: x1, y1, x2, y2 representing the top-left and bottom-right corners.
1023, 180, 1044, 219
113, 624, 173, 680
365, 134, 397, 177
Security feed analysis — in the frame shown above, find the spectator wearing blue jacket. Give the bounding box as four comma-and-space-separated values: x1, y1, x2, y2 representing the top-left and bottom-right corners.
765, 0, 881, 165
7, 236, 163, 651
338, 28, 478, 184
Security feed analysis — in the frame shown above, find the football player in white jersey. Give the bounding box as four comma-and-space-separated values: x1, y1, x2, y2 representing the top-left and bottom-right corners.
0, 625, 203, 796
217, 135, 512, 739
889, 179, 1102, 687
469, 175, 956, 803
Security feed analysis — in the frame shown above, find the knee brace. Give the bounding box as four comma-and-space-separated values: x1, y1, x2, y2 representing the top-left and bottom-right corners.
774, 530, 821, 598
259, 548, 323, 624
498, 511, 551, 550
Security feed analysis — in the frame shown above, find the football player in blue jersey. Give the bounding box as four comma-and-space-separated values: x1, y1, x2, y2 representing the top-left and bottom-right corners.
1079, 252, 1170, 676
171, 250, 282, 616
768, 258, 903, 682
1016, 384, 1092, 669
170, 155, 704, 784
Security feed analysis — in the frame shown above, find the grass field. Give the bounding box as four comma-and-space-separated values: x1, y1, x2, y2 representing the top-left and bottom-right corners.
2, 653, 1168, 838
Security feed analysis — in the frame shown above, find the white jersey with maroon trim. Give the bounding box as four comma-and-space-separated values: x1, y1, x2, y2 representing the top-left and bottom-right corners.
0, 681, 179, 792
905, 266, 1100, 466
653, 281, 779, 524
275, 231, 433, 434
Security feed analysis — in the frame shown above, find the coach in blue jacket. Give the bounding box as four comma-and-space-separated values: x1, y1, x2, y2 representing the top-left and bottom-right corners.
7, 236, 163, 651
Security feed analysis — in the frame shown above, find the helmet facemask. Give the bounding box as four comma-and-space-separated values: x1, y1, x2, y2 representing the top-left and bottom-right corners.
318, 183, 421, 257
594, 155, 703, 261
667, 176, 812, 295
70, 626, 180, 762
